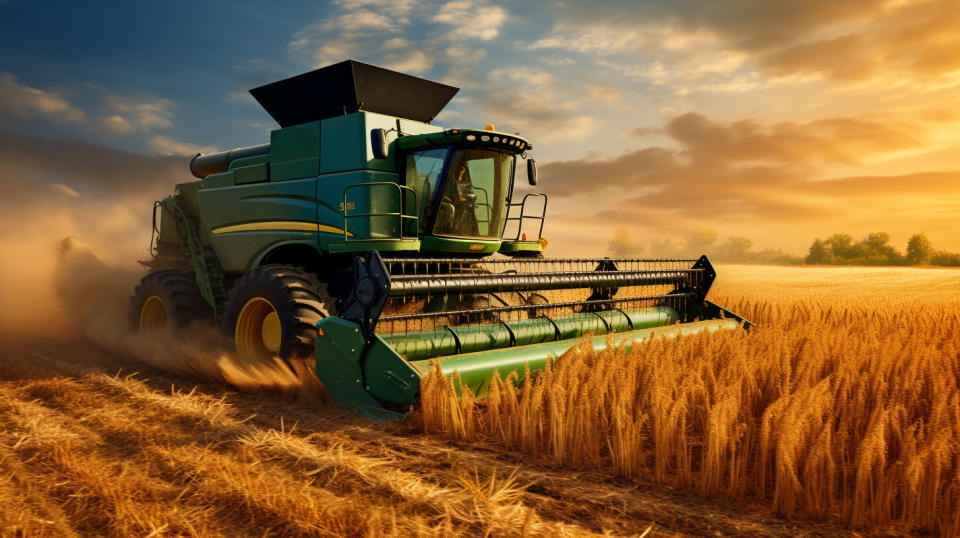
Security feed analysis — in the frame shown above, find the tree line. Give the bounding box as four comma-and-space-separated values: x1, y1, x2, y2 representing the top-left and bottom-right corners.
805, 232, 960, 266
606, 227, 960, 267
606, 227, 801, 264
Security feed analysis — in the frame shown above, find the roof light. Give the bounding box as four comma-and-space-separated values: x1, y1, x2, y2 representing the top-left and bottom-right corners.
485, 123, 495, 131
465, 134, 477, 142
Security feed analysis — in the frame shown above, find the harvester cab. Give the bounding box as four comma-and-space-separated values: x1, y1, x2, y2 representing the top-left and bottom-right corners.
137, 60, 751, 421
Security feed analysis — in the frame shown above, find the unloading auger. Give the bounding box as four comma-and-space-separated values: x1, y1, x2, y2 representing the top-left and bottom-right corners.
315, 252, 750, 420
132, 59, 751, 421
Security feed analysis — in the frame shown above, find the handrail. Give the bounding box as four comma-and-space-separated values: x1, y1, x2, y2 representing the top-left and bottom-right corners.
503, 192, 547, 241
342, 182, 419, 242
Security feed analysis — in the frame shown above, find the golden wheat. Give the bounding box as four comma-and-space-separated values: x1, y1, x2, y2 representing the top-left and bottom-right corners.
418, 270, 960, 535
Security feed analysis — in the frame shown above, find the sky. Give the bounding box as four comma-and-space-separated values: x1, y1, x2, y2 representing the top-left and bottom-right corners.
1, 0, 959, 258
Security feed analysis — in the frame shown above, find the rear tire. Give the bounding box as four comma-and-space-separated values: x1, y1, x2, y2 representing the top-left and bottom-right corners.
130, 270, 211, 332
222, 265, 332, 365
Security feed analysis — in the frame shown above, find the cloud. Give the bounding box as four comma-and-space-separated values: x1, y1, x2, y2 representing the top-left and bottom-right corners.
337, 0, 416, 23
433, 1, 507, 40
445, 44, 487, 62
98, 115, 135, 135
527, 0, 960, 90
583, 84, 622, 105
382, 37, 412, 49
101, 94, 175, 133
148, 135, 217, 156
381, 50, 433, 73
336, 9, 395, 31
0, 132, 186, 199
0, 72, 185, 144
0, 73, 86, 123
539, 111, 945, 237
530, 22, 717, 56
664, 112, 922, 166
470, 68, 597, 140
288, 0, 411, 69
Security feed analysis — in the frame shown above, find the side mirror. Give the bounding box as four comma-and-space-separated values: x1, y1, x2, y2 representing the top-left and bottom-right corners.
526, 158, 538, 186
371, 128, 389, 160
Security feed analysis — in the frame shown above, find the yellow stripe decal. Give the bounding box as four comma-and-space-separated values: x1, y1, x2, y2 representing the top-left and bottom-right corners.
212, 221, 352, 237
318, 224, 353, 236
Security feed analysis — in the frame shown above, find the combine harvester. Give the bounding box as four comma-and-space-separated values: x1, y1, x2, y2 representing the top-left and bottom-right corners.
134, 60, 750, 420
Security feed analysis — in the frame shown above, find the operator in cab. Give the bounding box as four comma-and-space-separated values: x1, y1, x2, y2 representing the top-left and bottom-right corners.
435, 163, 479, 236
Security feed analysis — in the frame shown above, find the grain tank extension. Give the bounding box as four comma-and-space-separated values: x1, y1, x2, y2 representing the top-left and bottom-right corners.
134, 60, 751, 420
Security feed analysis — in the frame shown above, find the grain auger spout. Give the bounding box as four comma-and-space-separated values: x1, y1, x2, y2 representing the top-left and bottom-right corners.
314, 251, 751, 421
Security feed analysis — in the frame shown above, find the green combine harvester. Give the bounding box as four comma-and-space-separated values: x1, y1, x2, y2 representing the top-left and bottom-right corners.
134, 60, 750, 420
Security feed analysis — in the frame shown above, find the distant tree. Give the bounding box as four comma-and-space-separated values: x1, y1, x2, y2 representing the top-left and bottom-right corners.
824, 233, 857, 260
862, 232, 903, 265
718, 236, 753, 261
863, 232, 891, 251
806, 239, 831, 264
607, 226, 638, 257
753, 248, 803, 265
684, 229, 718, 255
930, 250, 960, 267
648, 237, 681, 257
906, 234, 932, 265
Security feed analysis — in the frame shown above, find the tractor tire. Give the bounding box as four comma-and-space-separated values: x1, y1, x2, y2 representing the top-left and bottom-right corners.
222, 265, 333, 366
131, 270, 212, 332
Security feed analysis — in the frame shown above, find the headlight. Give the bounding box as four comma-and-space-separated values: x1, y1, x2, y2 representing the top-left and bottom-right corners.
465, 134, 476, 142
481, 135, 490, 142
492, 136, 500, 143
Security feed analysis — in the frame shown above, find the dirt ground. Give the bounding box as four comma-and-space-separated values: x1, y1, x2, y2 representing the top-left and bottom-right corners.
0, 335, 857, 537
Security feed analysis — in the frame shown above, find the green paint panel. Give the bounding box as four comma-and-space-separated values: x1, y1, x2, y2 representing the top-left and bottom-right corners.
272, 158, 320, 181
498, 241, 543, 255
202, 171, 234, 189
314, 317, 408, 421
320, 112, 401, 174
315, 169, 407, 251
327, 239, 420, 253
362, 335, 422, 405
419, 236, 500, 254
270, 122, 320, 163
197, 177, 319, 272
270, 121, 321, 180
234, 162, 269, 184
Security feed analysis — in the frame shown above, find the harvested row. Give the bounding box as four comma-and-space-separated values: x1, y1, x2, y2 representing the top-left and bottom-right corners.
0, 337, 852, 537
0, 372, 578, 537
418, 298, 960, 535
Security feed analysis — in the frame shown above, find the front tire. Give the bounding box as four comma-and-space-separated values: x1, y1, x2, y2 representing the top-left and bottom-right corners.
130, 270, 211, 332
222, 265, 331, 365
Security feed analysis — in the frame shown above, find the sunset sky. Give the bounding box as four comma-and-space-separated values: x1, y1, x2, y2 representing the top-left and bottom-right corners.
2, 0, 959, 258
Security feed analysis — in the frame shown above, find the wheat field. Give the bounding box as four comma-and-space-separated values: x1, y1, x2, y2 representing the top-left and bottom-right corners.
1, 263, 957, 536
418, 265, 960, 535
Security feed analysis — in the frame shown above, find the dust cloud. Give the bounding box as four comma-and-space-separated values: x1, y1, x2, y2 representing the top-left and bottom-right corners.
55, 237, 311, 393
0, 136, 326, 398
1, 230, 318, 398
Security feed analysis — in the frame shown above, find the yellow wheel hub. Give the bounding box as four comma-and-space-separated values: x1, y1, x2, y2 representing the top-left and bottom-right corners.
139, 296, 167, 332
235, 297, 282, 363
